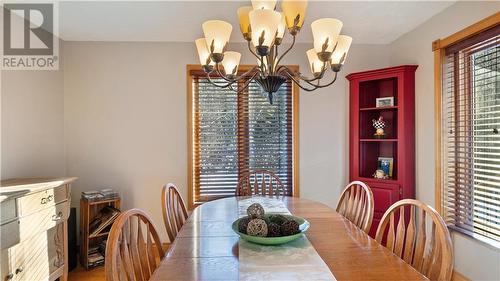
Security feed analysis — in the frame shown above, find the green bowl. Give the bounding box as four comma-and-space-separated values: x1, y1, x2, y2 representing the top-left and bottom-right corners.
232, 214, 310, 245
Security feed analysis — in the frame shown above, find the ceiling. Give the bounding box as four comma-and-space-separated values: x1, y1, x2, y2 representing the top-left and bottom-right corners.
58, 1, 456, 44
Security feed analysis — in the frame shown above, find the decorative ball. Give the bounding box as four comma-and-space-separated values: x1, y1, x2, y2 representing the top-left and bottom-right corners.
238, 217, 252, 234
246, 218, 268, 237
269, 214, 288, 225
267, 222, 281, 237
280, 220, 300, 236
247, 203, 265, 218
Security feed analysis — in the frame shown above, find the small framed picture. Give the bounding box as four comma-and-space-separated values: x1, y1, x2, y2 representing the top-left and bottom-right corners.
375, 97, 394, 107
377, 157, 394, 178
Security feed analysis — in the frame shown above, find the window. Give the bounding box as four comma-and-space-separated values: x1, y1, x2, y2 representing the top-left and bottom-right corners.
436, 21, 499, 247
187, 65, 299, 207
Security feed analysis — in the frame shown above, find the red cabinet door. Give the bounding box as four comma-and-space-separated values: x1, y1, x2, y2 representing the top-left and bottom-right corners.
368, 183, 400, 237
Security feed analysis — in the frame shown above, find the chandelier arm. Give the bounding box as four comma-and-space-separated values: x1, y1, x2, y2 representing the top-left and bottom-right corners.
299, 72, 338, 88
268, 45, 275, 74
212, 63, 260, 84
303, 62, 330, 82
240, 66, 260, 77
247, 41, 260, 61
259, 56, 267, 76
280, 62, 329, 83
248, 41, 268, 75
205, 71, 237, 89
280, 67, 324, 83
214, 63, 235, 83
301, 73, 324, 83
276, 64, 289, 74
310, 72, 338, 88
301, 72, 331, 87
278, 67, 321, 84
282, 71, 319, 92
207, 71, 259, 92
283, 70, 339, 91
271, 44, 279, 75
274, 35, 296, 69
232, 66, 260, 81
238, 72, 259, 92
228, 84, 238, 92
206, 78, 234, 89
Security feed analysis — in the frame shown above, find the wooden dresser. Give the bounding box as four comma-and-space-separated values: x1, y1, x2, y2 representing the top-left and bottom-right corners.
0, 177, 76, 281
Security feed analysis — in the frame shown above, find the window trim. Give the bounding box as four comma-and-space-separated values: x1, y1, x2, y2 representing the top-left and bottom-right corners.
433, 12, 500, 247
186, 64, 300, 209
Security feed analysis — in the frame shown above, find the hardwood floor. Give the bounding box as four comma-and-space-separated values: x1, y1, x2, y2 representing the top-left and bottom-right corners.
68, 264, 105, 281
68, 244, 170, 281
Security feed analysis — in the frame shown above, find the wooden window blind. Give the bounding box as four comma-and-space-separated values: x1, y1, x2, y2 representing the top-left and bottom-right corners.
189, 67, 296, 206
441, 25, 500, 246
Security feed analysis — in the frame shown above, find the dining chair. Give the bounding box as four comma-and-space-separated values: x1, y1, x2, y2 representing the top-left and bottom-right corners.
161, 183, 189, 242
105, 208, 165, 281
236, 169, 285, 196
335, 181, 374, 233
375, 199, 453, 281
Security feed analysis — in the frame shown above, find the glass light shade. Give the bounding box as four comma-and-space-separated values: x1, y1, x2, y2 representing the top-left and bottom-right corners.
276, 13, 286, 39
251, 0, 277, 10
306, 48, 322, 74
331, 35, 352, 64
195, 38, 214, 66
249, 9, 281, 48
202, 20, 233, 54
237, 6, 253, 36
221, 51, 241, 75
281, 0, 308, 30
311, 18, 343, 53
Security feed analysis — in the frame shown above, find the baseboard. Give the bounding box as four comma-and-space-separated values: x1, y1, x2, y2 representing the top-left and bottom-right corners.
452, 270, 470, 281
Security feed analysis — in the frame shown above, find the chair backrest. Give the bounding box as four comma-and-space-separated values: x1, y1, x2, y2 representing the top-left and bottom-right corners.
335, 181, 374, 233
161, 183, 189, 242
375, 199, 453, 281
236, 170, 285, 197
105, 209, 165, 281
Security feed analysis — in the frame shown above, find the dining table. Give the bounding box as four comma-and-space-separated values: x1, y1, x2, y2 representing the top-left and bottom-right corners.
149, 196, 428, 281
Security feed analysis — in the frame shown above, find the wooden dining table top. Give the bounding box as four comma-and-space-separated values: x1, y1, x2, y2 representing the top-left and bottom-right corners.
149, 196, 428, 281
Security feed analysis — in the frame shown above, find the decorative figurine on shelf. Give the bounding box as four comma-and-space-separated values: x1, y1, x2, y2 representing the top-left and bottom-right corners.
373, 169, 389, 179
372, 116, 386, 138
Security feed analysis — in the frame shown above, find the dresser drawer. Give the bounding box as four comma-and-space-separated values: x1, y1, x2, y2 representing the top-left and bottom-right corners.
17, 185, 69, 216
6, 224, 65, 281
1, 201, 69, 249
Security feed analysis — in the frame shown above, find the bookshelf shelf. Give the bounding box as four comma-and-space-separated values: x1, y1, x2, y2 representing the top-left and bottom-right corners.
89, 198, 121, 205
80, 196, 121, 269
88, 231, 110, 239
359, 138, 398, 142
347, 65, 417, 238
359, 106, 398, 111
358, 176, 398, 184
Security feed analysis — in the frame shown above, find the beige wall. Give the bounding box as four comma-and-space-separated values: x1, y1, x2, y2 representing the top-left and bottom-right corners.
63, 41, 390, 241
1, 44, 65, 179
389, 2, 500, 280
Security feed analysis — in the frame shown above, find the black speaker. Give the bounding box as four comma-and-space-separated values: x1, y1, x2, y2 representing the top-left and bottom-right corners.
68, 207, 77, 271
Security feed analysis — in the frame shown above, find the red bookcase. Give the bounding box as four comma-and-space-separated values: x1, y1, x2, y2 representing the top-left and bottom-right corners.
346, 65, 417, 237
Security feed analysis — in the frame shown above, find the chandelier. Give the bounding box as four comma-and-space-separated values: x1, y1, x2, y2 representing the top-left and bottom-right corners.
195, 0, 352, 104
